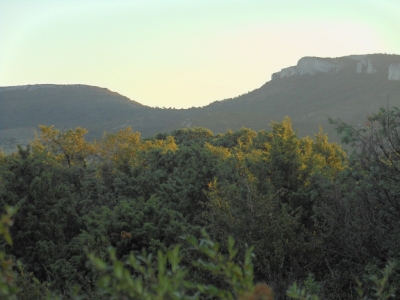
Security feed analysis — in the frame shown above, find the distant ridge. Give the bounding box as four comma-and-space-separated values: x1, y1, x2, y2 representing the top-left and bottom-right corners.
0, 84, 89, 92
1, 53, 400, 153
271, 53, 400, 80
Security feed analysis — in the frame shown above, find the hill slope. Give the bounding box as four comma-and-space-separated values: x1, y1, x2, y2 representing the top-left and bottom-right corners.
1, 54, 400, 152
193, 54, 400, 136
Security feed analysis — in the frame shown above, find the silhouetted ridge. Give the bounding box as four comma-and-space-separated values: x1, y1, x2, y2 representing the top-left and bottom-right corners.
1, 53, 400, 153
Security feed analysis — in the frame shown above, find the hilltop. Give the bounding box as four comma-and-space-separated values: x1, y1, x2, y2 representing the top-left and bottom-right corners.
1, 53, 400, 152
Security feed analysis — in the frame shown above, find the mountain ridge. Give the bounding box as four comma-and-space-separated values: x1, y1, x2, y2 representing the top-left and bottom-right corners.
1, 53, 400, 153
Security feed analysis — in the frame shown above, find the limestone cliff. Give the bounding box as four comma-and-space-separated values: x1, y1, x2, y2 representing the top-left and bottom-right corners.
389, 63, 400, 80
279, 66, 298, 78
351, 55, 377, 74
297, 57, 343, 75
272, 57, 342, 79
271, 54, 400, 80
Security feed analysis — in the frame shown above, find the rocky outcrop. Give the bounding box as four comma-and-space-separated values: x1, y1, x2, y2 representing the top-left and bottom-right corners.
271, 72, 281, 80
297, 57, 343, 75
351, 56, 377, 74
388, 63, 400, 80
367, 60, 377, 74
280, 66, 299, 78
272, 57, 342, 79
270, 54, 400, 81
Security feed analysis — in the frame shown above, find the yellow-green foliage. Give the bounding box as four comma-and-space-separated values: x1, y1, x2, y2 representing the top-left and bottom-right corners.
204, 143, 231, 160
265, 118, 345, 185
205, 117, 346, 190
31, 125, 96, 167
31, 126, 178, 170
203, 117, 347, 298
5, 115, 394, 299
96, 127, 178, 168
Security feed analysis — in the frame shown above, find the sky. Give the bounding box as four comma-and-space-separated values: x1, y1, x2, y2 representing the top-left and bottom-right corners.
1, 0, 399, 108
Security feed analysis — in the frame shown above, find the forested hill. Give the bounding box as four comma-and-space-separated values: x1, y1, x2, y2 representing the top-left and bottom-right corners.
0, 84, 152, 138
0, 84, 205, 152
1, 53, 400, 152
1, 109, 400, 298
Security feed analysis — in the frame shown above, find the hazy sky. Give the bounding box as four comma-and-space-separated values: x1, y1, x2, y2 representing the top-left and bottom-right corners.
1, 0, 399, 108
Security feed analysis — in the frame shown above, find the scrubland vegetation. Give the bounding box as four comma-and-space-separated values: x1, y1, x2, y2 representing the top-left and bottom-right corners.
0, 107, 400, 299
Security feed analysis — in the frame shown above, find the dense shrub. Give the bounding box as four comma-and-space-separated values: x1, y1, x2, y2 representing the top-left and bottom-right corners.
0, 110, 399, 299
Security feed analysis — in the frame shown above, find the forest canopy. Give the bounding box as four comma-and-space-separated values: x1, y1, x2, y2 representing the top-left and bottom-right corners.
0, 109, 400, 299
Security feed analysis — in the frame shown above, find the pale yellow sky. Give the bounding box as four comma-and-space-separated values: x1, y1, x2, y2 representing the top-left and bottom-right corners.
1, 0, 399, 108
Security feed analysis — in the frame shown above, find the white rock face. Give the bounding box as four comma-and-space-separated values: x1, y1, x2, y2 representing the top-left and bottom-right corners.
356, 62, 363, 74
297, 57, 343, 75
272, 54, 388, 80
367, 60, 377, 74
271, 57, 342, 79
350, 56, 376, 74
388, 63, 400, 80
280, 66, 298, 78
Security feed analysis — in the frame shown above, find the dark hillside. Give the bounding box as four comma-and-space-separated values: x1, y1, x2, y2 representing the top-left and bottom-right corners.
0, 84, 145, 133
184, 54, 400, 137
1, 54, 400, 152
